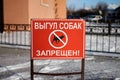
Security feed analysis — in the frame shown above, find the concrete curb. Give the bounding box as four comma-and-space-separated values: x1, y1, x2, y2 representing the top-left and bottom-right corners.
86, 51, 120, 58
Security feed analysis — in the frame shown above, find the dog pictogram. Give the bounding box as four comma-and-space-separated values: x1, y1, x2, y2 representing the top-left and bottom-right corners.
48, 30, 68, 49
52, 34, 64, 44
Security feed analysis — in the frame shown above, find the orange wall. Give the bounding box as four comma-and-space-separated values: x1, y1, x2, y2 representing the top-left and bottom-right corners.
28, 0, 55, 20
28, 0, 66, 20
55, 0, 66, 18
4, 0, 66, 24
4, 0, 29, 24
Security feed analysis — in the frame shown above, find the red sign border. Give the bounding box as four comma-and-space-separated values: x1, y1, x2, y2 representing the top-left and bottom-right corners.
31, 19, 86, 59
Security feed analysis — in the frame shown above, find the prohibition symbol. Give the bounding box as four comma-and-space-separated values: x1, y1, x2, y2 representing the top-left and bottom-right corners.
48, 30, 68, 49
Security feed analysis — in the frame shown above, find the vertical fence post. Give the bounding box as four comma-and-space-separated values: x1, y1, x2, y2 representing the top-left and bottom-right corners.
0, 0, 4, 33
108, 21, 111, 35
31, 59, 34, 80
81, 59, 85, 80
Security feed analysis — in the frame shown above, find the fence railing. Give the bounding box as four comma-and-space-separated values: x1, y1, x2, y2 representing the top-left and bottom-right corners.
0, 24, 120, 54
86, 23, 120, 53
86, 23, 120, 35
0, 24, 30, 46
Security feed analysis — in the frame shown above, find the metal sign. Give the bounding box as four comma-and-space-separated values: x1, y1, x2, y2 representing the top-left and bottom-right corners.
31, 19, 85, 59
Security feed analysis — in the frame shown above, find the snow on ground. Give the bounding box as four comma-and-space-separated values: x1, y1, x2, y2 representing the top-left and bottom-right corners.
0, 46, 120, 80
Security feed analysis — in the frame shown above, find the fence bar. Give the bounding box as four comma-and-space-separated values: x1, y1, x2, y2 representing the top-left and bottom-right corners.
33, 72, 82, 76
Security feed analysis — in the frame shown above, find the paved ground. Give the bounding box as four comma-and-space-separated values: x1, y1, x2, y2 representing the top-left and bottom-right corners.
0, 46, 120, 80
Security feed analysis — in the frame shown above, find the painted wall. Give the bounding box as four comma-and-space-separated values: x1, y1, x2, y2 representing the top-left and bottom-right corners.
4, 0, 29, 24
55, 0, 66, 18
28, 0, 55, 20
4, 0, 66, 24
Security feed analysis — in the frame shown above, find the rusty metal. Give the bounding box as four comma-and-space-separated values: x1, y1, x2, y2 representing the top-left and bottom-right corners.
30, 59, 85, 80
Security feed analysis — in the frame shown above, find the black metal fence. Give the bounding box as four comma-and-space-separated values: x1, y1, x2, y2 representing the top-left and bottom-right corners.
0, 24, 120, 54
86, 23, 120, 54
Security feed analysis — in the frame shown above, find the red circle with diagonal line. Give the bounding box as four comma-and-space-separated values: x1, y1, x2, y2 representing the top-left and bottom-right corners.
48, 30, 68, 49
